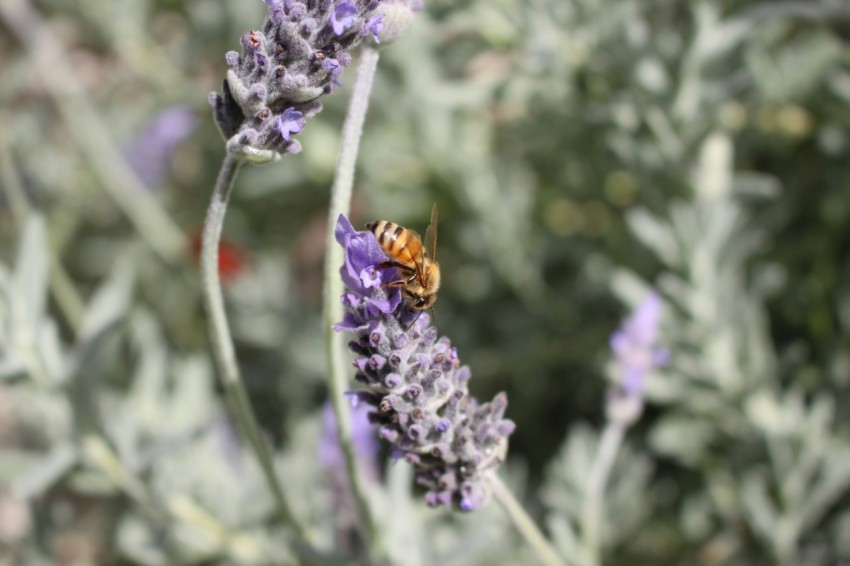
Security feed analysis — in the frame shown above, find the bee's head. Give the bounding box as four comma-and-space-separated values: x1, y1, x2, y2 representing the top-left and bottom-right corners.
406, 291, 437, 311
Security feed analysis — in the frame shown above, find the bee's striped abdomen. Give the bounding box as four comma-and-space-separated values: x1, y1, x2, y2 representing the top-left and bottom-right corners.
367, 220, 423, 268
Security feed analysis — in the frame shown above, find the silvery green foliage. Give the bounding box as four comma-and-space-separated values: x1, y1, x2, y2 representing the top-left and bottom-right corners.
3, 0, 850, 563
608, 132, 850, 564
538, 293, 663, 566
0, 217, 63, 385
542, 425, 651, 565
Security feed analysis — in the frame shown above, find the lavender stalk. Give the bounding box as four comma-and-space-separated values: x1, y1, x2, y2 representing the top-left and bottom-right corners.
201, 154, 313, 542
581, 292, 666, 565
322, 47, 382, 550
490, 474, 567, 566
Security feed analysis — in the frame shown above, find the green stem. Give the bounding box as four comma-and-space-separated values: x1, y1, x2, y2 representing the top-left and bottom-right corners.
490, 473, 566, 566
0, 0, 186, 264
581, 421, 625, 566
201, 153, 312, 545
322, 47, 381, 553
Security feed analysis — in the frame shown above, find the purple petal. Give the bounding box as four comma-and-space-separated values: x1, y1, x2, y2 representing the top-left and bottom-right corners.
324, 58, 341, 72
333, 311, 368, 333
277, 107, 304, 141
330, 1, 358, 35
367, 14, 385, 43
359, 266, 382, 289
610, 292, 666, 398
335, 214, 357, 246
124, 106, 197, 189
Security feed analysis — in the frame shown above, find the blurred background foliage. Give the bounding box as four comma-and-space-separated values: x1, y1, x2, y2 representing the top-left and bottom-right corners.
1, 0, 849, 564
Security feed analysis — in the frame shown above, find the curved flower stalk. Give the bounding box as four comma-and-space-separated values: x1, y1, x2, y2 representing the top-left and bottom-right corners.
582, 292, 666, 566
209, 0, 420, 163
332, 215, 515, 511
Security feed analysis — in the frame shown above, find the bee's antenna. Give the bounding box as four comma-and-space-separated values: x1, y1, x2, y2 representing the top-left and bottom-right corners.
429, 307, 436, 326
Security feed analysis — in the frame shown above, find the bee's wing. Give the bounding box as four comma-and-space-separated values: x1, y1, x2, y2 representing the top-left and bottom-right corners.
408, 228, 428, 283
425, 203, 438, 262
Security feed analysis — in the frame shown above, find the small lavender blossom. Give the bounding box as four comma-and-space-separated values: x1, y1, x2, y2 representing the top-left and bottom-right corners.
276, 107, 304, 141
209, 0, 422, 162
607, 292, 667, 424
367, 14, 385, 43
330, 1, 358, 35
124, 106, 196, 188
332, 215, 514, 511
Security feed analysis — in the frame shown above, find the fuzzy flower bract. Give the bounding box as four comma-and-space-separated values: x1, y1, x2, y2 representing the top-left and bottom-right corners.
332, 215, 515, 511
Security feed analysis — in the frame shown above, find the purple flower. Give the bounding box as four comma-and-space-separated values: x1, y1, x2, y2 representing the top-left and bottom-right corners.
318, 399, 380, 551
324, 58, 341, 72
276, 107, 304, 141
318, 399, 380, 481
610, 292, 667, 397
124, 106, 196, 188
367, 14, 385, 43
333, 215, 514, 511
330, 1, 358, 35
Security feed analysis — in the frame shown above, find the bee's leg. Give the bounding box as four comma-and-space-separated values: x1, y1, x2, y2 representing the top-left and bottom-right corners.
376, 260, 407, 270
377, 263, 416, 288
404, 310, 424, 331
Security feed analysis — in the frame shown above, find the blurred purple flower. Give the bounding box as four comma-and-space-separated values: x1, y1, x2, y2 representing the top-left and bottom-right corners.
318, 399, 380, 482
330, 1, 358, 35
213, 418, 245, 475
319, 399, 380, 553
366, 14, 385, 43
333, 215, 514, 511
610, 292, 667, 397
124, 106, 196, 188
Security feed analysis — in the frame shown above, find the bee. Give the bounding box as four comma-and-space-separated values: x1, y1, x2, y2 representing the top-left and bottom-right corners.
367, 203, 441, 312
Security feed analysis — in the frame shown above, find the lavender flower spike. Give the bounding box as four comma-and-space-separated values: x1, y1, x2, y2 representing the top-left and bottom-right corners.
333, 215, 515, 511
209, 0, 422, 162
607, 292, 667, 424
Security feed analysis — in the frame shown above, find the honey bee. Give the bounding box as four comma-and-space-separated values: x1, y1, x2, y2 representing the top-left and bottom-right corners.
367, 203, 441, 312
